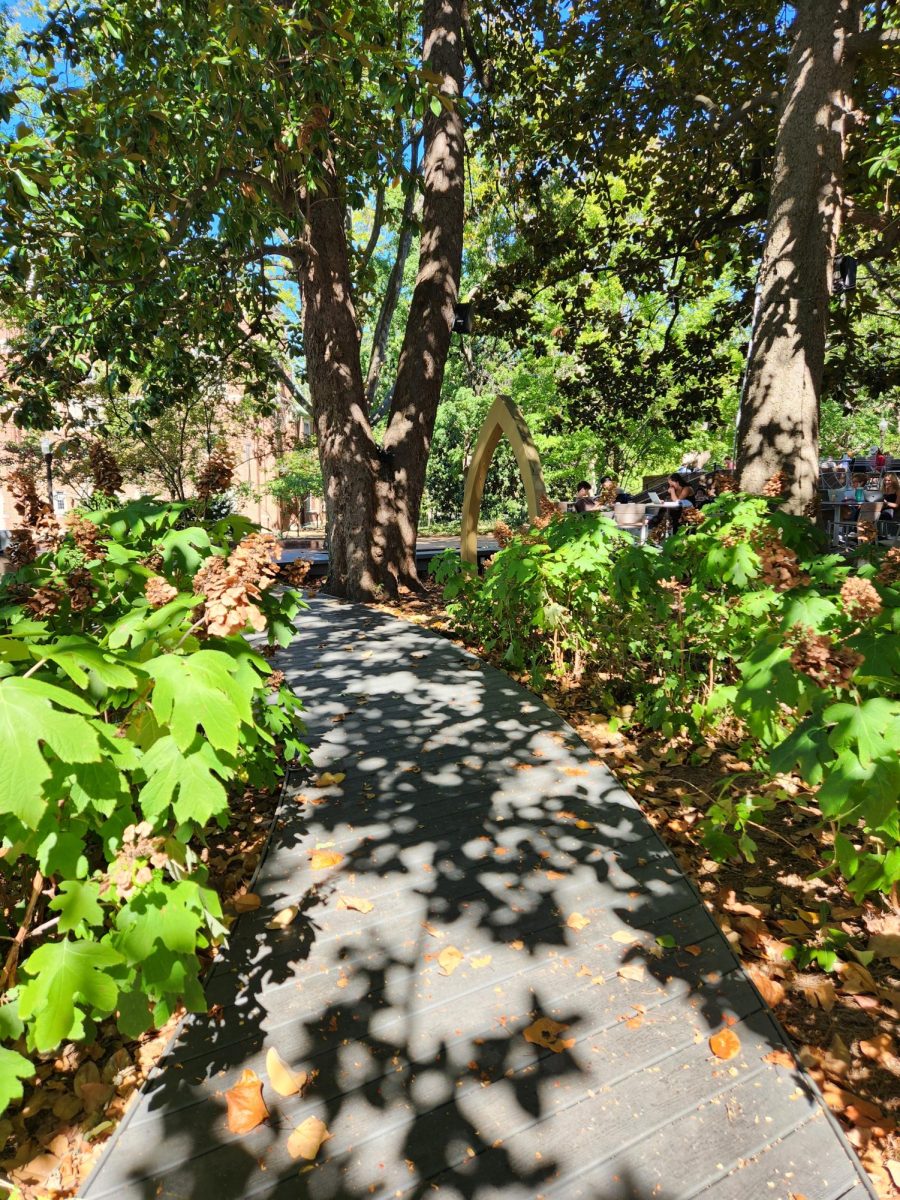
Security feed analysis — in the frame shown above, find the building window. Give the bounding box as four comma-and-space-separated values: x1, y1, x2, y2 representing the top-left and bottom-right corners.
54, 491, 66, 513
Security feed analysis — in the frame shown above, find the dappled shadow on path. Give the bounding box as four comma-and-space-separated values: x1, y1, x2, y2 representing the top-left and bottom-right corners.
80, 600, 868, 1200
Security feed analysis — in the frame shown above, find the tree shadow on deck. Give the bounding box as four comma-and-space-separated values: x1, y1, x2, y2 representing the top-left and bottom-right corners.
83, 603, 852, 1200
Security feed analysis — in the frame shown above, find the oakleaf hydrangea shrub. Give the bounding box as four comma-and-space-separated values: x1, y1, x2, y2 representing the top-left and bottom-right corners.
0, 499, 307, 1114
435, 495, 900, 906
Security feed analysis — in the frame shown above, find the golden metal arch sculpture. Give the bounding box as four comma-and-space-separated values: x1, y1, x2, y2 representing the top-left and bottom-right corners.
461, 395, 548, 565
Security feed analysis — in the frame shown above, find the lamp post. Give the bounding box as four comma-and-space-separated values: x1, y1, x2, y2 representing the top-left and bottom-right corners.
39, 437, 54, 510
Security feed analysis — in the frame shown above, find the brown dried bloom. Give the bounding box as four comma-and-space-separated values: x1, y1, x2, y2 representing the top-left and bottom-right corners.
280, 557, 310, 588
493, 520, 514, 549
787, 626, 861, 689
682, 506, 705, 526
66, 512, 106, 560
7, 529, 37, 569
839, 576, 882, 621
597, 480, 619, 508
89, 441, 124, 496
762, 470, 787, 499
110, 820, 168, 897
67, 568, 95, 613
7, 469, 44, 525
268, 669, 286, 693
195, 449, 235, 501
145, 575, 178, 609
192, 533, 279, 637
25, 584, 64, 617
876, 546, 900, 586
533, 492, 562, 531
713, 471, 736, 495
752, 527, 807, 592
857, 521, 878, 547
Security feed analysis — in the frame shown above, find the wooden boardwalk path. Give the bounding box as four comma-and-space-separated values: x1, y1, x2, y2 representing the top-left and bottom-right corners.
81, 596, 874, 1200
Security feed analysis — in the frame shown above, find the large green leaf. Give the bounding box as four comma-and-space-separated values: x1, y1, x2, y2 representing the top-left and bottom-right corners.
32, 637, 141, 691
19, 938, 123, 1051
823, 698, 900, 766
146, 650, 250, 753
49, 880, 105, 934
139, 735, 231, 826
0, 678, 101, 829
0, 1047, 34, 1113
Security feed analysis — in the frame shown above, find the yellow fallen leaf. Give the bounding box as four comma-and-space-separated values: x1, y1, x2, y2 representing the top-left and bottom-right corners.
574, 819, 594, 830
612, 930, 639, 944
314, 771, 346, 788
421, 921, 444, 938
232, 893, 261, 914
225, 1069, 268, 1134
287, 1116, 332, 1161
310, 850, 343, 870
709, 1028, 742, 1061
566, 913, 590, 932
438, 945, 463, 976
266, 906, 298, 929
337, 895, 374, 914
523, 1017, 575, 1054
859, 1033, 895, 1065
471, 954, 492, 969
265, 1048, 308, 1098
617, 964, 645, 983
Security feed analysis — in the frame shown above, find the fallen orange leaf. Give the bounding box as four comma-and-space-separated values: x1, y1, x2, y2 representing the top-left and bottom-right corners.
709, 1028, 741, 1061
265, 906, 298, 929
545, 870, 565, 880
310, 850, 344, 870
763, 1048, 796, 1069
225, 1069, 268, 1134
438, 945, 463, 976
683, 944, 702, 956
563, 767, 588, 777
266, 1048, 308, 1098
566, 913, 590, 932
421, 921, 444, 938
337, 895, 373, 914
523, 1017, 575, 1054
232, 893, 261, 914
313, 771, 346, 788
859, 1033, 895, 1065
471, 954, 492, 969
286, 1116, 332, 1161
747, 967, 786, 1009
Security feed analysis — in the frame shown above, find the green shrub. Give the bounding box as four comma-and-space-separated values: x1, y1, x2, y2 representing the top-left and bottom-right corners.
435, 495, 900, 905
0, 498, 306, 1113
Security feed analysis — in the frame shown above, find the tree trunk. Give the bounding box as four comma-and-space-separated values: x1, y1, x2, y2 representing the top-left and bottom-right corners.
381, 0, 466, 582
364, 133, 421, 412
298, 0, 465, 599
736, 0, 860, 513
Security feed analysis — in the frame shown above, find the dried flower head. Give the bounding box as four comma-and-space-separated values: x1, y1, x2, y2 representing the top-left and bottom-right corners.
25, 584, 64, 617
762, 470, 787, 499
195, 449, 235, 500
66, 512, 106, 560
839, 576, 882, 621
876, 546, 900, 586
597, 480, 619, 508
752, 527, 808, 592
7, 529, 37, 569
857, 520, 878, 547
493, 520, 514, 549
786, 625, 861, 689
6, 469, 44, 525
268, 669, 286, 693
682, 506, 705, 526
145, 575, 178, 609
713, 471, 736, 495
192, 533, 280, 637
89, 441, 124, 496
280, 557, 310, 588
67, 568, 95, 613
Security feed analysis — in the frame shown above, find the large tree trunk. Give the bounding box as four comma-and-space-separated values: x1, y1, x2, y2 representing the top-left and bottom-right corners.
299, 0, 465, 599
380, 0, 466, 583
736, 0, 860, 513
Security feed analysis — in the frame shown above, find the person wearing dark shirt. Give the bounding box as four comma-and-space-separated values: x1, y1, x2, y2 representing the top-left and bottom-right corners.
573, 481, 600, 513
883, 473, 899, 522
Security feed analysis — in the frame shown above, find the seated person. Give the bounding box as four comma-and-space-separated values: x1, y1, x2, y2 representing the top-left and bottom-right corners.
882, 473, 899, 522
600, 475, 631, 504
572, 481, 601, 513
649, 474, 695, 532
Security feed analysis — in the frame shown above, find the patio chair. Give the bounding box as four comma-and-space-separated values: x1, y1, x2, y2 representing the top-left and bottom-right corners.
613, 502, 648, 545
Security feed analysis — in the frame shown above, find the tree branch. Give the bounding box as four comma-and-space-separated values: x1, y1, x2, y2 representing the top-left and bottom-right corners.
845, 25, 900, 55
358, 184, 385, 274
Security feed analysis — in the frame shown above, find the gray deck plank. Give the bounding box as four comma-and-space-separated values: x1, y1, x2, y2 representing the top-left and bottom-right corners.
80, 596, 875, 1200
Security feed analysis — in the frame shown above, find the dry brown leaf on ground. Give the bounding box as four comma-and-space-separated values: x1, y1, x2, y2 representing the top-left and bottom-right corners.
523, 1017, 575, 1054
421, 921, 444, 938
838, 961, 878, 995
617, 964, 645, 983
747, 966, 786, 1008
287, 1116, 332, 1161
566, 912, 590, 932
792, 976, 836, 1012
309, 850, 344, 870
225, 1069, 268, 1134
337, 895, 374, 913
232, 893, 261, 913
471, 954, 492, 969
612, 930, 639, 944
438, 945, 464, 976
709, 1028, 741, 1061
265, 1048, 308, 1098
763, 1048, 796, 1069
313, 771, 346, 788
265, 905, 298, 929
859, 1033, 896, 1065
